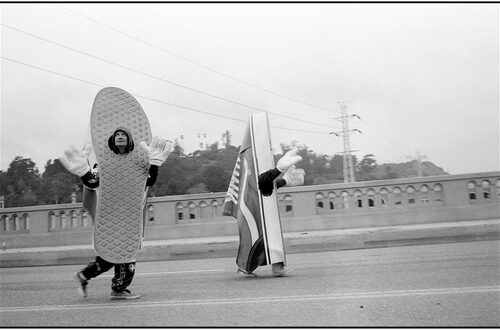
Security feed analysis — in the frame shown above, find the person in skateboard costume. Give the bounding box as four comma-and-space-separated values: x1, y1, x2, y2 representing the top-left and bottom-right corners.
234, 148, 305, 277
253, 148, 305, 276
223, 113, 305, 277
60, 128, 172, 300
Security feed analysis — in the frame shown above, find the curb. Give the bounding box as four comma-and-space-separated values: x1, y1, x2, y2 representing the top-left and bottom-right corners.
1, 220, 499, 268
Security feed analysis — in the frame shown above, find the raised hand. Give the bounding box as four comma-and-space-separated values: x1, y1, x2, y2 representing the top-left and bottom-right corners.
276, 147, 303, 172
139, 136, 173, 166
59, 145, 91, 177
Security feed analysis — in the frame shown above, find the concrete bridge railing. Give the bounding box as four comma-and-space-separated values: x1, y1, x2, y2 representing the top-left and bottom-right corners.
1, 171, 498, 249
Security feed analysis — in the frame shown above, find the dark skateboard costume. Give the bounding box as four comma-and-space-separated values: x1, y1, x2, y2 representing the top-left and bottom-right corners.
223, 113, 304, 276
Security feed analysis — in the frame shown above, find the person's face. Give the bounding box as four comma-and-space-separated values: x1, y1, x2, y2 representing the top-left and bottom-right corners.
114, 131, 128, 147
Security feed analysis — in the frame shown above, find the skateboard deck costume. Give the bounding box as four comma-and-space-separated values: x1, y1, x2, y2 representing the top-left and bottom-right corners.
223, 112, 286, 273
60, 86, 172, 299
87, 87, 152, 264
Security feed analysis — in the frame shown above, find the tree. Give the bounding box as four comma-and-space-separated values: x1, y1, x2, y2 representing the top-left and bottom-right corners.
278, 143, 344, 185
209, 141, 219, 152
185, 183, 209, 194
0, 134, 447, 205
0, 157, 41, 207
149, 135, 239, 196
356, 154, 378, 181
0, 171, 6, 205
221, 130, 232, 148
172, 139, 184, 156
148, 148, 201, 196
200, 166, 230, 192
214, 145, 239, 174
38, 159, 81, 204
328, 155, 344, 180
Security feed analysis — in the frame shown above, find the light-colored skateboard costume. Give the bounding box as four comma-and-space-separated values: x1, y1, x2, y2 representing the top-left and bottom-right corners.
89, 87, 151, 264
61, 87, 171, 299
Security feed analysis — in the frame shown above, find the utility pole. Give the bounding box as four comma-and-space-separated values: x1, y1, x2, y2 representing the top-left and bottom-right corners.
404, 150, 427, 177
330, 101, 361, 183
415, 150, 427, 177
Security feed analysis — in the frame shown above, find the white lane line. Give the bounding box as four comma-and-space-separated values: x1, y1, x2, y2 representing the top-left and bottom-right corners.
1, 286, 498, 313
101, 268, 227, 278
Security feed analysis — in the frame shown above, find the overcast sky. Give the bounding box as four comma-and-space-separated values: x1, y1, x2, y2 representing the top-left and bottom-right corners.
1, 3, 498, 175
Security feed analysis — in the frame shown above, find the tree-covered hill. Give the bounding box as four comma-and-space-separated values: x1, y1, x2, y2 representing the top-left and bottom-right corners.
0, 135, 448, 207
374, 160, 448, 179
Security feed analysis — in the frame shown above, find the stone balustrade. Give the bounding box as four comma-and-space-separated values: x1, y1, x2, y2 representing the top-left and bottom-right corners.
1, 171, 498, 249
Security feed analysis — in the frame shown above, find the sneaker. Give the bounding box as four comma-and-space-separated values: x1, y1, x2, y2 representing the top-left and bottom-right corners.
110, 289, 140, 300
237, 268, 257, 278
74, 272, 88, 298
272, 264, 293, 277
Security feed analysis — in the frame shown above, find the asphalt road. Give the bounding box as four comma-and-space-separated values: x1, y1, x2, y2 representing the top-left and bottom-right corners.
1, 240, 499, 327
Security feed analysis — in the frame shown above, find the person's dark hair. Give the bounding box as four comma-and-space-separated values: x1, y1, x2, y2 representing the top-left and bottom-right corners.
108, 127, 134, 154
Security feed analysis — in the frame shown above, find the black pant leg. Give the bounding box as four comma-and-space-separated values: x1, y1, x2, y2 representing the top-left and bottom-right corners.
111, 262, 136, 292
80, 256, 114, 280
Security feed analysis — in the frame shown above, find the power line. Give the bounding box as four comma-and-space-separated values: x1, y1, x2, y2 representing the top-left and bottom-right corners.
358, 118, 415, 156
2, 56, 106, 89
3, 8, 424, 162
59, 5, 343, 116
357, 130, 411, 162
1, 56, 332, 136
328, 105, 414, 163
2, 22, 339, 131
4, 53, 412, 162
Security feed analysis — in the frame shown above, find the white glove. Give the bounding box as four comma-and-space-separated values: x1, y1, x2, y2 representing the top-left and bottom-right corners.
283, 165, 305, 187
59, 145, 91, 177
276, 147, 303, 172
139, 136, 173, 166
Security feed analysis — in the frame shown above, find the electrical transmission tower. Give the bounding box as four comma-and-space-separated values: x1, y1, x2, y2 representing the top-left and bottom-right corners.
404, 150, 428, 177
330, 101, 361, 183
415, 150, 428, 177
